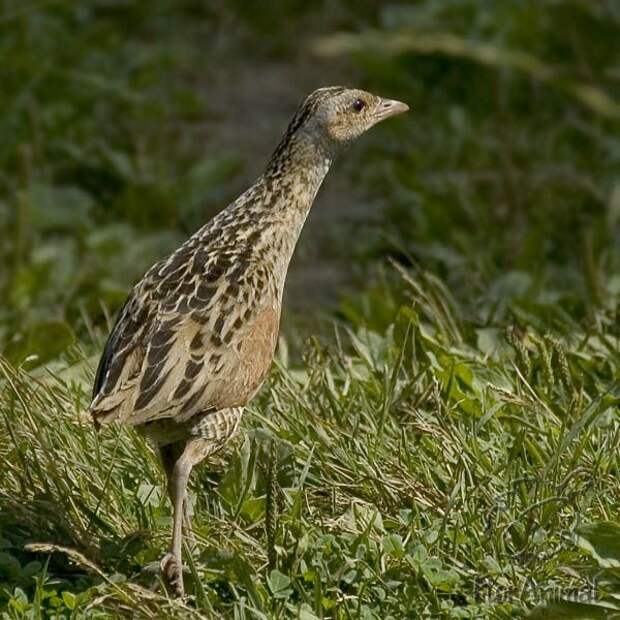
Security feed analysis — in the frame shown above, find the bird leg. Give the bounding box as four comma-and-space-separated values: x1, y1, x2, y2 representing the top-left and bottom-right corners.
182, 494, 197, 551
160, 443, 193, 597
160, 444, 197, 549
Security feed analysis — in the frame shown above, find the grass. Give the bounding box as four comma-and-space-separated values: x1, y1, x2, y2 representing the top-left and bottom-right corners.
1, 269, 619, 618
1, 0, 620, 618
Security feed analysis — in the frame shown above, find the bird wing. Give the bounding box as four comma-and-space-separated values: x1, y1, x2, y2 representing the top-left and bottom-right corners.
89, 238, 272, 427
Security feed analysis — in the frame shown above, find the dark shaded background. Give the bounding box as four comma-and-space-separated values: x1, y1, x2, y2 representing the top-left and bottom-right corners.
1, 0, 618, 361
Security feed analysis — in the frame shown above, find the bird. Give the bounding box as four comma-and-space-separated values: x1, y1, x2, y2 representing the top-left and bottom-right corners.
88, 86, 408, 596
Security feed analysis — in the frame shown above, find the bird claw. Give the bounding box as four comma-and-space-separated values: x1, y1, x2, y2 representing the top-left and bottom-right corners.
160, 552, 185, 597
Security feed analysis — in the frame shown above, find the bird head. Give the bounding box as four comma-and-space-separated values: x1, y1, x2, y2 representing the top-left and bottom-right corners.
288, 86, 409, 145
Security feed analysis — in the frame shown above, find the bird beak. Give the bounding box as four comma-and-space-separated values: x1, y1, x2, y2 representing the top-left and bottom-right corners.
373, 98, 409, 124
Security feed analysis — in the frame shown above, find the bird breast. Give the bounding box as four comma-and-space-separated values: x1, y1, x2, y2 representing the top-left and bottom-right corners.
222, 302, 280, 406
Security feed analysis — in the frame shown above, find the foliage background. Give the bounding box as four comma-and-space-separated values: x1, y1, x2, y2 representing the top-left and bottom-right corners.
0, 1, 619, 618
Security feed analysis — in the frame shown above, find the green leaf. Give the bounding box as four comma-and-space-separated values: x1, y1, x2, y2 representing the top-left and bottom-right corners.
576, 522, 620, 569
383, 534, 405, 559
267, 569, 293, 599
298, 603, 321, 620
20, 561, 42, 579
239, 496, 265, 522
9, 587, 28, 613
0, 553, 21, 580
62, 591, 77, 610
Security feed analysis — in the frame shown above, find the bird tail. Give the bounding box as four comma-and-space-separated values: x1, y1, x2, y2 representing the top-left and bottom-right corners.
88, 403, 124, 429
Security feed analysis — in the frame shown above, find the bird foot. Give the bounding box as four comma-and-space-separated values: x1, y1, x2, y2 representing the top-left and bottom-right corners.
160, 552, 185, 597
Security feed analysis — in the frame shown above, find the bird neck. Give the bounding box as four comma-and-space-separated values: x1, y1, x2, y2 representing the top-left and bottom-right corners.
232, 132, 333, 297
262, 130, 334, 221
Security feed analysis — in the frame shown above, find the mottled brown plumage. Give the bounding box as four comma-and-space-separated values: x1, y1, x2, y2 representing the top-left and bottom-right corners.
89, 86, 408, 596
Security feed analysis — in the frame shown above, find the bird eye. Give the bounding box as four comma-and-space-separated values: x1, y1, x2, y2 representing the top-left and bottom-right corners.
352, 98, 365, 112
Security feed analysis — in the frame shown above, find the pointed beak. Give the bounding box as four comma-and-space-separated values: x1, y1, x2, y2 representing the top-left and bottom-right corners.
373, 98, 409, 123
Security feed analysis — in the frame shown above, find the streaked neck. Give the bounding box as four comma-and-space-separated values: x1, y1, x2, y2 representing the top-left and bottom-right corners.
262, 130, 333, 220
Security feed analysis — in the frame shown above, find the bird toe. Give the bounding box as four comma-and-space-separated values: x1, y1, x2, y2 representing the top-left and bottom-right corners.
160, 552, 185, 597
